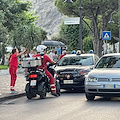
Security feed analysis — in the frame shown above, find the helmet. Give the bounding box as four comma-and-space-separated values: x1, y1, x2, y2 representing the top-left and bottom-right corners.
71, 50, 76, 54
89, 50, 93, 53
62, 50, 67, 55
76, 50, 81, 55
36, 45, 47, 53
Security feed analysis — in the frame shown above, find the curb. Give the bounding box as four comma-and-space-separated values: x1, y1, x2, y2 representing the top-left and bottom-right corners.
0, 68, 24, 75
0, 69, 26, 102
0, 93, 25, 102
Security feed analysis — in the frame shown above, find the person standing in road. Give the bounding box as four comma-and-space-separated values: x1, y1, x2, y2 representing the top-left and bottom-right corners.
59, 50, 67, 60
25, 50, 30, 58
53, 51, 58, 62
9, 48, 26, 94
49, 49, 55, 60
29, 50, 34, 58
24, 50, 30, 75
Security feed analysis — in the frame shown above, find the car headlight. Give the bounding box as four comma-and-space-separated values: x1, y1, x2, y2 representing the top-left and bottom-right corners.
86, 77, 98, 82
78, 69, 90, 76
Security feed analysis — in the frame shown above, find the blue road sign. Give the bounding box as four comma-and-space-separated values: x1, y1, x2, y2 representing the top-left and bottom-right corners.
102, 31, 111, 40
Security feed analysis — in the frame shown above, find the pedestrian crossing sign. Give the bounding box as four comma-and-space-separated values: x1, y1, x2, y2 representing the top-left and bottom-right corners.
102, 31, 111, 40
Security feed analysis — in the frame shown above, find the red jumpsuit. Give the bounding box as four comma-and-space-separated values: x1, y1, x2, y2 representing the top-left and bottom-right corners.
9, 53, 18, 91
33, 54, 56, 93
60, 54, 65, 59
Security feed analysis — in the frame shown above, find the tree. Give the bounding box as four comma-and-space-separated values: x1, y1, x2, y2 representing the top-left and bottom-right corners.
82, 35, 93, 53
108, 14, 118, 40
58, 21, 90, 51
106, 13, 119, 52
0, 23, 9, 64
0, 0, 32, 31
0, 0, 47, 64
55, 0, 118, 56
10, 24, 47, 50
0, 0, 33, 64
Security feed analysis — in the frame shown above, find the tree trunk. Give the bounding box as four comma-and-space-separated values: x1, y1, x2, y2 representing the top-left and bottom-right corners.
1, 43, 5, 65
92, 18, 100, 57
100, 8, 109, 57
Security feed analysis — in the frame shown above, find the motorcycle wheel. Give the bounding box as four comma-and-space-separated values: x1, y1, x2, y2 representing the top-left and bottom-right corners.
25, 83, 36, 99
26, 91, 33, 99
39, 84, 47, 99
56, 81, 61, 96
25, 83, 32, 99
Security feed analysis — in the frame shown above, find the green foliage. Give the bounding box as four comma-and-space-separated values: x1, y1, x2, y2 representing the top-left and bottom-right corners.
0, 0, 32, 31
0, 0, 47, 64
0, 0, 47, 49
51, 36, 65, 42
108, 14, 118, 44
0, 65, 9, 70
82, 35, 93, 53
59, 23, 79, 51
10, 24, 47, 50
0, 23, 8, 43
55, 0, 118, 56
59, 21, 90, 51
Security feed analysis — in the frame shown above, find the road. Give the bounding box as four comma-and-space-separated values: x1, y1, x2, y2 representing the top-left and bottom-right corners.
0, 90, 120, 120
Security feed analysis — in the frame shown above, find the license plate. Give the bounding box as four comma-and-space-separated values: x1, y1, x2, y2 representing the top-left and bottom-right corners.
30, 80, 36, 86
103, 84, 116, 88
64, 80, 73, 84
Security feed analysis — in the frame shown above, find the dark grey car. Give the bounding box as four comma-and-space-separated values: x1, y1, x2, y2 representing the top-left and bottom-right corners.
55, 54, 99, 91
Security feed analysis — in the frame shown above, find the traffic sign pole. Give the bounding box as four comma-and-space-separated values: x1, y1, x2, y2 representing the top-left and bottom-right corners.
106, 40, 107, 54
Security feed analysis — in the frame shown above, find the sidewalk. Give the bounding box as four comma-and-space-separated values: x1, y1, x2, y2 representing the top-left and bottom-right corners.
0, 68, 27, 102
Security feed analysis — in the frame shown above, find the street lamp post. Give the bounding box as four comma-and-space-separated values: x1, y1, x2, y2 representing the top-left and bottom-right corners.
119, 0, 120, 52
79, 0, 82, 52
64, 0, 82, 52
108, 0, 120, 53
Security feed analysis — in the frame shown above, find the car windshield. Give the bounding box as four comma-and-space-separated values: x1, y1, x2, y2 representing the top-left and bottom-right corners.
95, 56, 120, 68
58, 56, 94, 66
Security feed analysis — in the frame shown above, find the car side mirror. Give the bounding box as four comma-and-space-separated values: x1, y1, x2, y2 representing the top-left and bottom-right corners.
90, 65, 94, 70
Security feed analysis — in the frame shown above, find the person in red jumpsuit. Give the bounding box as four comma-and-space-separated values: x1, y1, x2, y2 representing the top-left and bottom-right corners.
9, 48, 26, 93
59, 50, 67, 60
33, 45, 58, 96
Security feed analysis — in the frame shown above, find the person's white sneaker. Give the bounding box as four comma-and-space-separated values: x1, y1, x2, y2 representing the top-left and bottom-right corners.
10, 90, 18, 94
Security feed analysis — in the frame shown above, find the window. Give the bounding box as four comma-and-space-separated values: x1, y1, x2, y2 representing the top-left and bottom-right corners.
58, 55, 94, 66
95, 56, 120, 68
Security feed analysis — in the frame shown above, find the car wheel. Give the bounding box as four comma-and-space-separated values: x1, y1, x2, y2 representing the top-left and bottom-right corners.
56, 80, 61, 96
85, 93, 95, 101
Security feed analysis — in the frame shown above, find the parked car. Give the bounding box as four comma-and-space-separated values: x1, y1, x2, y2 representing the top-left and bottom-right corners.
85, 53, 120, 100
55, 53, 99, 91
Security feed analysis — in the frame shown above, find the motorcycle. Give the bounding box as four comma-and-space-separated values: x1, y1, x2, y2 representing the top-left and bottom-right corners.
22, 57, 61, 99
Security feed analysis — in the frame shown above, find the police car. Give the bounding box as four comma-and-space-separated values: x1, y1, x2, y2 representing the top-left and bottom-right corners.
55, 51, 99, 91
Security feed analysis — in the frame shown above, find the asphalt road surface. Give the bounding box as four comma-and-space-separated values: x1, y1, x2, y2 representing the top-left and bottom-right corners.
0, 90, 120, 120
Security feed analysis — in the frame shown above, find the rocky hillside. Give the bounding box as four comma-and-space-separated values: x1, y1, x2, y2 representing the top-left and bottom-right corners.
28, 0, 65, 39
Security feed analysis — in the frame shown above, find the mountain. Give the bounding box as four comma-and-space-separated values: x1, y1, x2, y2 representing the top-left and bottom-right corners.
28, 0, 65, 39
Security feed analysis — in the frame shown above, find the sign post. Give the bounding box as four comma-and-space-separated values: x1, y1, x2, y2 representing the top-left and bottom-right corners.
102, 31, 111, 54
